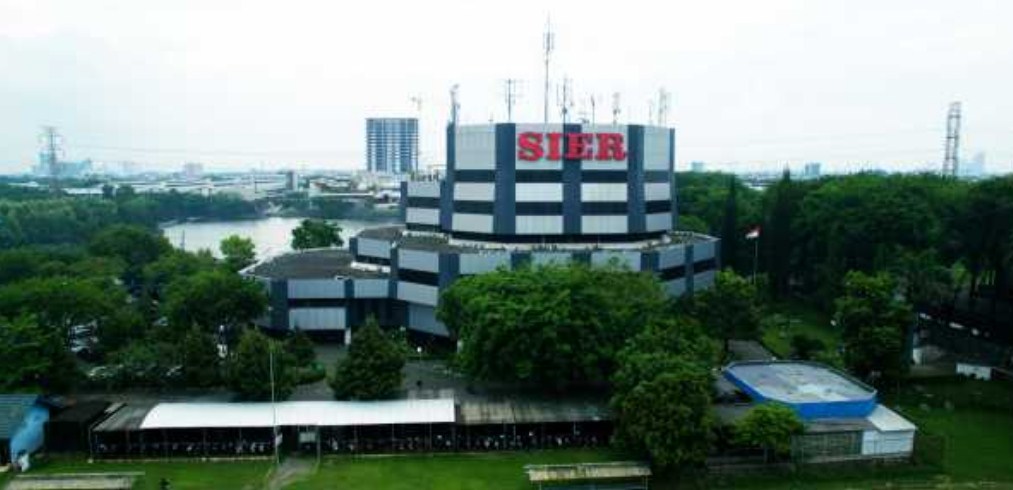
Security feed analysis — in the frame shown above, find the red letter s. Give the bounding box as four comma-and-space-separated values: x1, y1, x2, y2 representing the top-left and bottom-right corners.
517, 132, 544, 161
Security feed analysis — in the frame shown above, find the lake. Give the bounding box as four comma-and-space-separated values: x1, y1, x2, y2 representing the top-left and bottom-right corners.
161, 217, 396, 258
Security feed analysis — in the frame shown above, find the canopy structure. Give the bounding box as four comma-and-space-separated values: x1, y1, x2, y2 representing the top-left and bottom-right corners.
458, 400, 609, 426
139, 399, 455, 430
525, 462, 651, 487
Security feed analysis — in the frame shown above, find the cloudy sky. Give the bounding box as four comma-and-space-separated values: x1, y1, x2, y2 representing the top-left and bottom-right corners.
1, 0, 1011, 174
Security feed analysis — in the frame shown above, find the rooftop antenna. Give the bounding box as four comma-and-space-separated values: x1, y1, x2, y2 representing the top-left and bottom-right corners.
543, 16, 555, 125
657, 88, 670, 126
449, 84, 460, 126
557, 77, 573, 124
504, 79, 520, 122
611, 92, 621, 125
589, 94, 597, 125
943, 101, 961, 177
647, 100, 656, 125
410, 95, 423, 173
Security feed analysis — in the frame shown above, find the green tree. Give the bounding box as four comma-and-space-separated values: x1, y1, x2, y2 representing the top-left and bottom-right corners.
291, 219, 343, 250
227, 328, 294, 401
0, 315, 79, 392
438, 262, 670, 388
693, 270, 762, 357
88, 224, 172, 288
763, 170, 802, 298
734, 403, 804, 462
0, 276, 125, 348
612, 365, 714, 469
286, 329, 317, 367
790, 334, 825, 361
721, 177, 741, 271
330, 318, 406, 400
220, 235, 256, 272
163, 269, 267, 337
834, 271, 912, 385
180, 326, 221, 387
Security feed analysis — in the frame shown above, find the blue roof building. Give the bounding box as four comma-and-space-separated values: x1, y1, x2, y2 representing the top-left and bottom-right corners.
0, 395, 50, 467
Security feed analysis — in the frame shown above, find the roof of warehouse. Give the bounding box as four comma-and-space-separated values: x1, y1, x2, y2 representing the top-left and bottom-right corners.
93, 403, 154, 433
139, 399, 455, 430
246, 248, 387, 280
725, 361, 876, 404
459, 400, 610, 425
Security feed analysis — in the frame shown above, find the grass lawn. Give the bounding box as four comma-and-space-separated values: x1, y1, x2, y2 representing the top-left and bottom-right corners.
761, 300, 840, 359
28, 457, 272, 489
286, 449, 625, 490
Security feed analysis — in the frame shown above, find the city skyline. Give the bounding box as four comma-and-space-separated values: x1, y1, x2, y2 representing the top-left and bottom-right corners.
1, 0, 1012, 175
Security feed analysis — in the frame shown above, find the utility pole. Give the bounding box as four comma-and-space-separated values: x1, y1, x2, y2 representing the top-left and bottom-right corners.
543, 17, 555, 125
943, 101, 962, 177
270, 343, 280, 468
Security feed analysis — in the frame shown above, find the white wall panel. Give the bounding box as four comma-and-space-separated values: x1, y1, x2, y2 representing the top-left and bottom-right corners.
357, 237, 392, 259
581, 215, 628, 234
289, 307, 346, 331
646, 212, 672, 231
287, 279, 344, 299
352, 279, 389, 298
460, 253, 511, 274
398, 282, 439, 306
694, 270, 717, 290
454, 183, 495, 201
455, 125, 496, 169
515, 215, 563, 235
694, 240, 716, 260
591, 250, 640, 269
515, 183, 563, 202
406, 181, 441, 198
408, 304, 449, 336
643, 126, 671, 170
452, 213, 494, 233
861, 430, 914, 456
644, 182, 671, 201
666, 279, 687, 296
658, 246, 686, 269
531, 252, 572, 266
398, 249, 440, 273
406, 207, 440, 225
581, 183, 628, 202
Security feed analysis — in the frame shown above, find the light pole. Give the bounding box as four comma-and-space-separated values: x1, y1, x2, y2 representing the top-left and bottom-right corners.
270, 342, 280, 467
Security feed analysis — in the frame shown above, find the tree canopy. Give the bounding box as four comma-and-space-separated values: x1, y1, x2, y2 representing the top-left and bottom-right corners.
834, 271, 912, 385
0, 315, 79, 392
227, 328, 294, 401
291, 219, 343, 250
330, 318, 406, 400
438, 262, 670, 388
220, 235, 257, 272
734, 403, 804, 461
163, 269, 267, 336
692, 270, 762, 356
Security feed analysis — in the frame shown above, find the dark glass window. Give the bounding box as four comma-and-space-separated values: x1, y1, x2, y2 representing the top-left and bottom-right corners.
582, 201, 628, 215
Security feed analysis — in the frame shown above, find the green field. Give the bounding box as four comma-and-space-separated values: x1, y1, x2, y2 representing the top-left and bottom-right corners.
30, 458, 272, 489
287, 450, 622, 490
761, 301, 840, 360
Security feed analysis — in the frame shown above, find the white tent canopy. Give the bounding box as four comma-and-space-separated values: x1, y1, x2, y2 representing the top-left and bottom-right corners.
139, 399, 456, 430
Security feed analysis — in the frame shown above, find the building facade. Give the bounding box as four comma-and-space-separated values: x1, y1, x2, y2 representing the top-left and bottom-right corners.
366, 118, 419, 174
249, 123, 719, 341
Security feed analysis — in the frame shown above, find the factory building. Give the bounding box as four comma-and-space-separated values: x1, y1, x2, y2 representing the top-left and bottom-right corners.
247, 122, 720, 340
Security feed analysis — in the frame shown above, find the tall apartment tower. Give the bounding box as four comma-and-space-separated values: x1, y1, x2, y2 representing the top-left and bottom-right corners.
366, 118, 419, 174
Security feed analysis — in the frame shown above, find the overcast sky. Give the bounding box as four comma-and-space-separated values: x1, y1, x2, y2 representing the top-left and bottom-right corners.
1, 0, 1011, 175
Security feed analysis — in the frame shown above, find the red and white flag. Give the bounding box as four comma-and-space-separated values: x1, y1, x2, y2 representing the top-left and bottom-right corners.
745, 227, 761, 240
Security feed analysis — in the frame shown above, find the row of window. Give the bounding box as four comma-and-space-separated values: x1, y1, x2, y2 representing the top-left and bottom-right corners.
453, 170, 671, 183
449, 200, 670, 215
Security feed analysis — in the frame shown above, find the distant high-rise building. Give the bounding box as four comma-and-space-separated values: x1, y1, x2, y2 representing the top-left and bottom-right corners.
690, 161, 706, 172
366, 118, 418, 174
803, 162, 822, 179
182, 162, 204, 179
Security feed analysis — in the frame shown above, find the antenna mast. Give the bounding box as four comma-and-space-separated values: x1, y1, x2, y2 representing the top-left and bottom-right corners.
943, 101, 961, 177
410, 95, 422, 173
657, 88, 670, 126
504, 79, 519, 122
543, 17, 555, 125
449, 84, 460, 126
557, 77, 573, 124
611, 93, 621, 125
